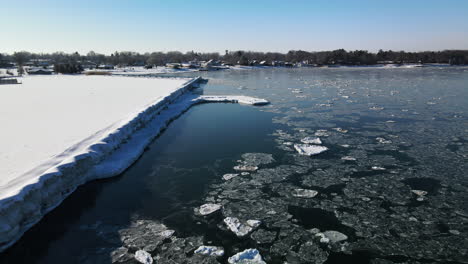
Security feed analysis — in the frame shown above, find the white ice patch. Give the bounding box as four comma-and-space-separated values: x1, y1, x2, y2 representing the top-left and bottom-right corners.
301, 137, 322, 144
198, 203, 222, 215
194, 246, 225, 257
224, 217, 261, 237
322, 230, 348, 243
294, 144, 328, 156
233, 165, 258, 172
135, 250, 153, 264
228, 248, 266, 264
292, 189, 318, 198
223, 173, 239, 181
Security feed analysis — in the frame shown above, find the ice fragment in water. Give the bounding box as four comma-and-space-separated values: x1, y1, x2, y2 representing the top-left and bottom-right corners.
233, 165, 258, 172
301, 137, 322, 144
224, 217, 261, 237
292, 189, 319, 198
315, 130, 329, 137
198, 203, 222, 215
135, 250, 153, 264
411, 190, 428, 196
223, 173, 239, 181
323, 231, 348, 243
194, 245, 225, 257
294, 144, 328, 156
228, 248, 266, 264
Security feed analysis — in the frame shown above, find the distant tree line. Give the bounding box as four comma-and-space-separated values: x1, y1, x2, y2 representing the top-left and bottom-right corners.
1, 49, 467, 67
54, 63, 84, 74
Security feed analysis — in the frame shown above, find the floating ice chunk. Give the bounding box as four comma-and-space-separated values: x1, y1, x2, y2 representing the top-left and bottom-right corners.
135, 250, 153, 264
314, 130, 329, 137
224, 217, 261, 237
411, 190, 428, 196
332, 127, 348, 133
292, 189, 318, 198
223, 173, 239, 181
322, 231, 348, 243
341, 156, 356, 161
301, 137, 322, 144
376, 137, 392, 144
159, 230, 175, 238
369, 106, 384, 111
198, 203, 222, 215
228, 248, 266, 264
194, 245, 225, 257
294, 144, 328, 156
234, 165, 258, 172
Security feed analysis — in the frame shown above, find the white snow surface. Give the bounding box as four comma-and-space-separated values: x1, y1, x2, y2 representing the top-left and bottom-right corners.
0, 75, 187, 196
0, 74, 269, 252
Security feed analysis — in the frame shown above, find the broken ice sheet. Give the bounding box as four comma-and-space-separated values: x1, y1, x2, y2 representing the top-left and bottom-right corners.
197, 203, 222, 215
292, 188, 319, 198
194, 246, 224, 257
294, 144, 328, 156
224, 217, 261, 237
301, 137, 322, 144
228, 248, 266, 264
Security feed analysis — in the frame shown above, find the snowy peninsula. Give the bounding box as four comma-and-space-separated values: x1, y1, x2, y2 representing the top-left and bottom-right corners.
0, 75, 268, 252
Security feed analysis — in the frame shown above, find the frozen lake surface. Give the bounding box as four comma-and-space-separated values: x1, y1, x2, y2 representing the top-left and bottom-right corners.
1, 67, 467, 263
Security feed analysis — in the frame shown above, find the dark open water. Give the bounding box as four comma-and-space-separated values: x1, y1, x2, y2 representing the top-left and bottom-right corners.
1, 67, 467, 264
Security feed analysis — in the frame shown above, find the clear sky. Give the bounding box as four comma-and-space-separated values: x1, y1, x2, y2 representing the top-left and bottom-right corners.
1, 0, 467, 54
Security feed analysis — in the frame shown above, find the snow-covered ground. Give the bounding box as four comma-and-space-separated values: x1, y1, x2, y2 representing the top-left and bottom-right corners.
0, 74, 269, 252
0, 75, 188, 191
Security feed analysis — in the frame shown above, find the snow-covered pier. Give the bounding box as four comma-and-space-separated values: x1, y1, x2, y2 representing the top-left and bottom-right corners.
0, 75, 268, 252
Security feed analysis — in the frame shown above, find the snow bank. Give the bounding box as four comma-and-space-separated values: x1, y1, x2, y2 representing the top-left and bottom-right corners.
0, 75, 269, 252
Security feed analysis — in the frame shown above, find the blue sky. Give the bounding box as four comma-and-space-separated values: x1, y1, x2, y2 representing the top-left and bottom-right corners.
1, 0, 467, 54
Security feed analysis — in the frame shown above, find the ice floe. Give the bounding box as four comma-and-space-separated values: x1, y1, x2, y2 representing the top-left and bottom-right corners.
135, 250, 153, 264
194, 245, 225, 257
233, 165, 259, 172
301, 137, 322, 144
292, 188, 319, 198
294, 144, 328, 156
198, 203, 222, 215
223, 173, 239, 181
224, 217, 261, 237
228, 249, 266, 264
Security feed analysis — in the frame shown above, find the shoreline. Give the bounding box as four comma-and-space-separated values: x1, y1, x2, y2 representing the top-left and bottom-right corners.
0, 76, 269, 252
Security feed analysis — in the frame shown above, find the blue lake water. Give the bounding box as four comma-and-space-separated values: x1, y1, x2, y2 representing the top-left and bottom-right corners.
1, 67, 467, 264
